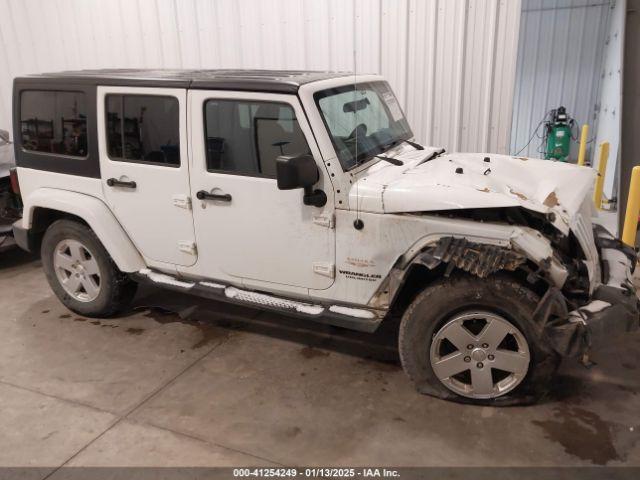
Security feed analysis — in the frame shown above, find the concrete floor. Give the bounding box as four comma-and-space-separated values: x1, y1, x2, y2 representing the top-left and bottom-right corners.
1, 249, 639, 473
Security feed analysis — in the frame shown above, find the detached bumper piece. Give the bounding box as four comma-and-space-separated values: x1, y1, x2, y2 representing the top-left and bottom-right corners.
12, 220, 31, 252
538, 225, 639, 357
0, 214, 16, 250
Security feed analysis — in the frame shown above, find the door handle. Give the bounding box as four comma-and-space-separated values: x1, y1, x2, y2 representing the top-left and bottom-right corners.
106, 178, 137, 189
196, 190, 232, 202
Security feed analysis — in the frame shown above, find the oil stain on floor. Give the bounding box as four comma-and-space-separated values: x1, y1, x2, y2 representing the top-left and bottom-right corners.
533, 406, 638, 465
126, 327, 145, 335
53, 304, 232, 350
299, 346, 330, 359
139, 306, 232, 350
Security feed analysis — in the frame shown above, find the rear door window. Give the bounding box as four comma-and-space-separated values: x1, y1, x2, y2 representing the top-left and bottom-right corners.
20, 91, 88, 157
106, 94, 180, 166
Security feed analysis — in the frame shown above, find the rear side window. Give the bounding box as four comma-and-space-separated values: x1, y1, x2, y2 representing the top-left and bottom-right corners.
203, 100, 311, 177
106, 94, 180, 166
20, 91, 88, 157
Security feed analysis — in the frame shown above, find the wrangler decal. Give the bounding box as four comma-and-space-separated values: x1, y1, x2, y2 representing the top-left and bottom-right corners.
339, 269, 382, 282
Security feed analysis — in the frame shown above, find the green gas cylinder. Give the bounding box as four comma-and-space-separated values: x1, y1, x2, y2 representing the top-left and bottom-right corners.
545, 106, 571, 161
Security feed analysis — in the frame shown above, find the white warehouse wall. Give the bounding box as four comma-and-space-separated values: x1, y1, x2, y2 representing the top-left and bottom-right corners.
594, 0, 625, 199
0, 0, 521, 154
510, 0, 612, 159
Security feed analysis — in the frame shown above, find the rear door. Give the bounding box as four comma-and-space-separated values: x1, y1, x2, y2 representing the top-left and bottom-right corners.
97, 86, 196, 267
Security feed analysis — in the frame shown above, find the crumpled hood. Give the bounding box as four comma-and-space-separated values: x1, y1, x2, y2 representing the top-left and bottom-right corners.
351, 147, 596, 233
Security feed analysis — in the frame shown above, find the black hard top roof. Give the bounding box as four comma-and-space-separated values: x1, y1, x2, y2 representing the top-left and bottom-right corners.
15, 69, 355, 93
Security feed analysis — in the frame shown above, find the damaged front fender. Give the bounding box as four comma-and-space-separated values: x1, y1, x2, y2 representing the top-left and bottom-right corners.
370, 227, 568, 310
538, 227, 640, 357
405, 228, 568, 286
415, 236, 526, 278
371, 223, 639, 361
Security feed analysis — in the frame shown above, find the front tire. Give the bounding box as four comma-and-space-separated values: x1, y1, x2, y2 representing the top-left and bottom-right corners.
41, 219, 137, 317
398, 274, 559, 405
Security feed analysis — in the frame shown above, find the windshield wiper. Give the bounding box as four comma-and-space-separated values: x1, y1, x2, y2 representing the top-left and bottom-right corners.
381, 138, 424, 152
352, 141, 410, 169
400, 139, 424, 150
416, 148, 446, 166
374, 155, 404, 166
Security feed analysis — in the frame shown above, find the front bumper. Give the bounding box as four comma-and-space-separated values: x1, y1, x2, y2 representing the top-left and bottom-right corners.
540, 225, 639, 357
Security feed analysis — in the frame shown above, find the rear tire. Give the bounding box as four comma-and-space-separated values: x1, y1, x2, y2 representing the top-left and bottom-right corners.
398, 274, 560, 405
41, 219, 137, 317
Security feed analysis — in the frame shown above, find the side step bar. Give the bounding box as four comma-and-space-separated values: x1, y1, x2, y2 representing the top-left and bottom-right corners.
132, 269, 384, 333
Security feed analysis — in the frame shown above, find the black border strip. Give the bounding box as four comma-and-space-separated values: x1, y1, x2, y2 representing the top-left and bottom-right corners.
13, 80, 100, 178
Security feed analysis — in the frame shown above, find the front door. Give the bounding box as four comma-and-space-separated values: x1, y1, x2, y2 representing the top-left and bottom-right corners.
98, 86, 196, 267
187, 90, 335, 291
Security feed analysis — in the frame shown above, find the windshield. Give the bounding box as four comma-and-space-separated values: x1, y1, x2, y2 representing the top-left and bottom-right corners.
314, 81, 412, 171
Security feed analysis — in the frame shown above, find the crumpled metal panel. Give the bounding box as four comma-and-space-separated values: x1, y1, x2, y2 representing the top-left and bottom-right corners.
354, 149, 595, 232
536, 225, 639, 358
539, 285, 639, 358
420, 236, 526, 278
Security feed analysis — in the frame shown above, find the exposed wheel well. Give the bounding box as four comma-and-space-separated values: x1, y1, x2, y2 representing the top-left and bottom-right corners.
389, 260, 549, 317
389, 263, 448, 316
28, 208, 89, 252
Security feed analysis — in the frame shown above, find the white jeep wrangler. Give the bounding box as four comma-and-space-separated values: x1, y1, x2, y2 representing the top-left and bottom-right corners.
11, 70, 639, 404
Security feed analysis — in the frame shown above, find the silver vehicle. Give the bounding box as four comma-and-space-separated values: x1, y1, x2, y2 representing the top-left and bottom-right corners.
0, 130, 20, 251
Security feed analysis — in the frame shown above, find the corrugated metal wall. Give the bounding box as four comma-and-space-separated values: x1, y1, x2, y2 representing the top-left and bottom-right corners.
388, 0, 522, 153
0, 0, 521, 154
510, 0, 611, 159
594, 0, 624, 199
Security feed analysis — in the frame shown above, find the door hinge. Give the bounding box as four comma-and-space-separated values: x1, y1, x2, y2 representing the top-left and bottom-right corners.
313, 213, 335, 229
178, 241, 197, 256
173, 194, 192, 210
313, 262, 335, 279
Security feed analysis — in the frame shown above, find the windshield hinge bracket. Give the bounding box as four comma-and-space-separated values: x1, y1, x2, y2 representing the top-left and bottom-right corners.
313, 214, 335, 229
172, 194, 192, 210
178, 241, 197, 256
313, 262, 335, 279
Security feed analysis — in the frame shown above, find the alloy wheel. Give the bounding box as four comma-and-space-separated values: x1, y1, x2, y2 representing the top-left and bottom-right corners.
53, 239, 102, 302
429, 311, 530, 399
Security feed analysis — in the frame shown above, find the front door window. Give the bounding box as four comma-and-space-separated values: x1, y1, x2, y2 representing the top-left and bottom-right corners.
203, 99, 311, 177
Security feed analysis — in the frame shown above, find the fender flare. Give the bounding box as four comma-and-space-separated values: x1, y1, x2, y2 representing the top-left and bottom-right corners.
21, 188, 145, 272
368, 228, 569, 310
397, 228, 569, 286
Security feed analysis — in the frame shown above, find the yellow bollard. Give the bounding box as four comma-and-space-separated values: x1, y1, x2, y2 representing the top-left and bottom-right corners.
622, 166, 640, 247
577, 124, 589, 166
593, 142, 609, 210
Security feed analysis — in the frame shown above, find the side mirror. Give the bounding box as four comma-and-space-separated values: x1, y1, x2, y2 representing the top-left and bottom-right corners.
276, 154, 327, 207
0, 129, 10, 146
276, 154, 318, 190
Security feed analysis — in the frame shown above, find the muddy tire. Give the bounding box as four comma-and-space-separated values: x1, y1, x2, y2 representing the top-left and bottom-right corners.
41, 219, 137, 317
398, 274, 560, 405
